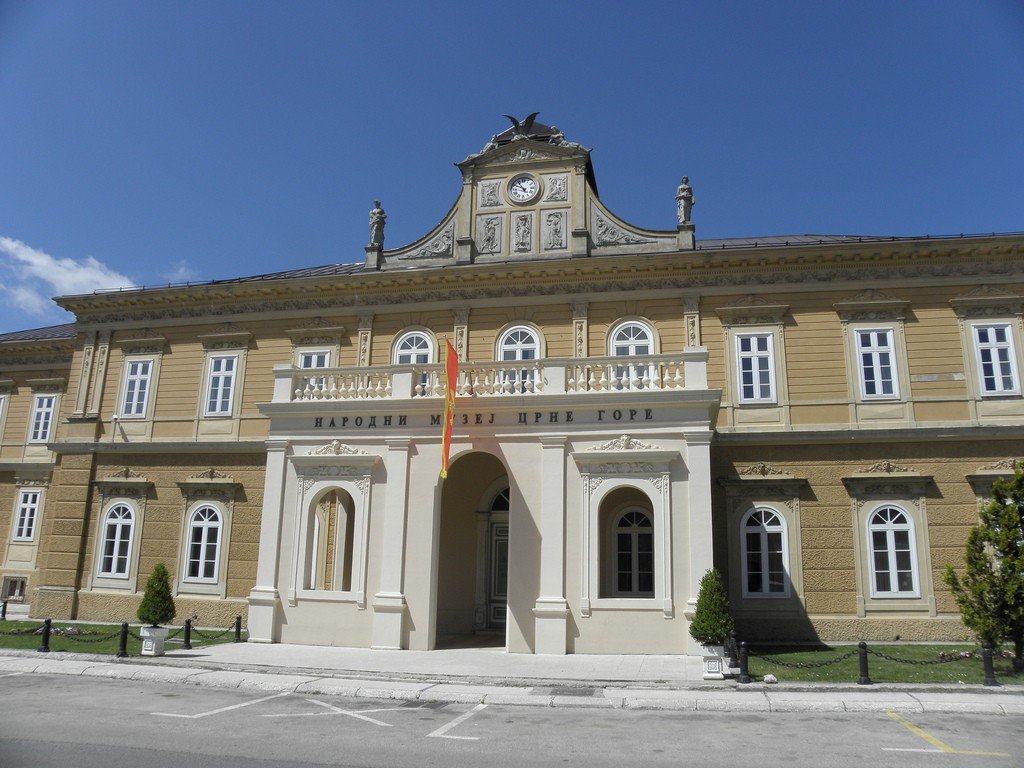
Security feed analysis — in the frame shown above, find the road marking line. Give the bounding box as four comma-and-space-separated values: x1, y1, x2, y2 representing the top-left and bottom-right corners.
152, 691, 290, 719
0, 672, 26, 679
886, 711, 1010, 758
306, 699, 393, 726
261, 701, 409, 726
426, 703, 486, 740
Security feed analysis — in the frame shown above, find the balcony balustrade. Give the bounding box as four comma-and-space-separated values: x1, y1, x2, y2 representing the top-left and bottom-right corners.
277, 349, 708, 403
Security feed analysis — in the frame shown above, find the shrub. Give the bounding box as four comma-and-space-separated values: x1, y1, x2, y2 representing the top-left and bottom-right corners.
137, 563, 176, 626
689, 568, 734, 646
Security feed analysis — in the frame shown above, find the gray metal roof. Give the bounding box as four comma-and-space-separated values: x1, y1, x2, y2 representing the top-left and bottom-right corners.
0, 323, 77, 343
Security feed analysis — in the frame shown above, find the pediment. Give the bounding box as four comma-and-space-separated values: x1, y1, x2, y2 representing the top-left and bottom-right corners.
459, 138, 586, 169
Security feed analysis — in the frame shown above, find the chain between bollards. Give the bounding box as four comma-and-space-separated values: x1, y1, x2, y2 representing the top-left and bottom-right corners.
982, 643, 999, 686
857, 641, 872, 685
233, 615, 242, 643
36, 618, 51, 653
738, 641, 751, 684
183, 619, 192, 650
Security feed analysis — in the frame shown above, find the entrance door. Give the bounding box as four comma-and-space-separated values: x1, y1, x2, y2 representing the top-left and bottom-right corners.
487, 522, 509, 628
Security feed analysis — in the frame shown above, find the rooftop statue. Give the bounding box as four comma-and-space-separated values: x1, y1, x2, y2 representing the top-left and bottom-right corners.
676, 176, 695, 225
368, 200, 386, 248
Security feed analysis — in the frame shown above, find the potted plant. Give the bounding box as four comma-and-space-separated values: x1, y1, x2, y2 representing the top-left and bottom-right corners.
689, 568, 734, 679
137, 562, 176, 657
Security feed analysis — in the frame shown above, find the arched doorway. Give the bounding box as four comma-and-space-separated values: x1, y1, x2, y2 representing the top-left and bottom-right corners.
435, 451, 509, 649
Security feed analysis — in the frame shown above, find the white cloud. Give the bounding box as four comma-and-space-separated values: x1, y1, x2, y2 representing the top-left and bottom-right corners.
160, 260, 198, 284
0, 236, 136, 297
0, 236, 137, 330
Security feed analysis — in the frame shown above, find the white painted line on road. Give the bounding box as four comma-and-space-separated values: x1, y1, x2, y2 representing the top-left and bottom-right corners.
260, 699, 404, 726
0, 671, 26, 679
151, 691, 290, 719
882, 748, 944, 753
886, 711, 1011, 758
426, 703, 486, 740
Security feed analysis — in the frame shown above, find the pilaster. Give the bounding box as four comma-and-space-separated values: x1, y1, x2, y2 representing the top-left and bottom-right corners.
572, 302, 588, 358
357, 313, 374, 367
534, 435, 568, 654
684, 429, 714, 653
453, 307, 469, 361
247, 440, 289, 642
372, 437, 411, 649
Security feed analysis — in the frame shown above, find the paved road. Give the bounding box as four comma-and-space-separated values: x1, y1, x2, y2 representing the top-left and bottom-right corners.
1, 674, 1021, 768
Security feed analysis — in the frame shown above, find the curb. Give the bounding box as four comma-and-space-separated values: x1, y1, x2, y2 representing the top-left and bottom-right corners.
2, 650, 1024, 714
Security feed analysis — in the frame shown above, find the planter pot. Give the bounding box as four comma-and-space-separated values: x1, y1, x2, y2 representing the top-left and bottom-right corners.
700, 643, 726, 680
139, 625, 169, 657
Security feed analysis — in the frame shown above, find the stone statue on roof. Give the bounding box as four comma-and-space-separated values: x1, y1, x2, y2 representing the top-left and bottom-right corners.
369, 200, 386, 248
676, 177, 694, 225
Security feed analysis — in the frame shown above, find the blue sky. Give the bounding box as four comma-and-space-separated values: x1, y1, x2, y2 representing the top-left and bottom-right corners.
1, 1, 1022, 332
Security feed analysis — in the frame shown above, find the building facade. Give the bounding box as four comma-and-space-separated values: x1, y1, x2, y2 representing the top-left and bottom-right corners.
1, 119, 1022, 654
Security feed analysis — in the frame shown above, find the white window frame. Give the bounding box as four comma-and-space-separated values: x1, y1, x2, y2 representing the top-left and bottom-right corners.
29, 395, 56, 443
972, 323, 1020, 396
735, 332, 776, 403
204, 354, 238, 416
392, 330, 435, 366
298, 349, 331, 371
119, 358, 154, 418
97, 503, 135, 579
740, 506, 791, 598
496, 325, 542, 392
183, 505, 222, 584
855, 328, 900, 400
866, 504, 920, 599
609, 507, 655, 598
12, 488, 41, 541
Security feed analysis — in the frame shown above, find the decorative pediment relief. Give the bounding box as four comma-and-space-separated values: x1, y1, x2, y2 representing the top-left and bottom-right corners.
286, 320, 345, 348
834, 289, 909, 322
966, 458, 1022, 495
177, 468, 240, 503
842, 461, 931, 497
980, 457, 1023, 471
26, 376, 65, 394
95, 467, 152, 500
310, 440, 368, 456
950, 285, 1023, 318
716, 295, 790, 325
588, 435, 660, 451
198, 326, 252, 350
719, 463, 805, 498
113, 332, 166, 355
592, 210, 656, 246
860, 460, 912, 474
740, 462, 786, 477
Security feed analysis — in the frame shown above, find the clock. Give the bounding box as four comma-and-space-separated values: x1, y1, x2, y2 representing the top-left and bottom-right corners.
507, 174, 540, 204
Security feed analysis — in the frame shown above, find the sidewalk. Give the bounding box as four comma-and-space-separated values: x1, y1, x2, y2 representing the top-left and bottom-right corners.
2, 643, 1023, 714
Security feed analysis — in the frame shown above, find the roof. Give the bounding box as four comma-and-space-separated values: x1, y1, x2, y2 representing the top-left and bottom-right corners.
0, 323, 77, 343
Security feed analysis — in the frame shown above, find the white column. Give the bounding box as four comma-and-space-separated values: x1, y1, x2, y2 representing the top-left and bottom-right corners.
684, 430, 714, 654
372, 437, 411, 649
534, 435, 569, 654
247, 440, 288, 643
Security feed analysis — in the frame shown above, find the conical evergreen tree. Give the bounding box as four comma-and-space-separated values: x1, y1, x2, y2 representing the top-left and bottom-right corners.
944, 461, 1024, 671
137, 562, 176, 626
689, 568, 734, 646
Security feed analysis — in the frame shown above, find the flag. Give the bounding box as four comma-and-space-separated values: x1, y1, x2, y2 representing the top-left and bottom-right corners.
440, 340, 458, 479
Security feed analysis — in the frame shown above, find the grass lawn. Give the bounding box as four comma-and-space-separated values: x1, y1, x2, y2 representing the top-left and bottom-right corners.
0, 619, 242, 656
746, 643, 1023, 685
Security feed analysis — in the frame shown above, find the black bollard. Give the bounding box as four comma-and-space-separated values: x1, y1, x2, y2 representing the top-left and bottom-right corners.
739, 641, 751, 684
116, 623, 129, 658
183, 619, 192, 650
234, 615, 242, 643
1, 599, 7, 620
728, 630, 739, 669
37, 618, 51, 653
982, 644, 999, 687
857, 641, 872, 685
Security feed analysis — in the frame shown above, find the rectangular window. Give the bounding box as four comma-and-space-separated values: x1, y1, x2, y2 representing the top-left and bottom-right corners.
299, 351, 329, 369
29, 395, 55, 442
13, 489, 40, 541
856, 329, 898, 399
120, 359, 153, 417
736, 333, 775, 402
974, 324, 1019, 395
205, 355, 237, 415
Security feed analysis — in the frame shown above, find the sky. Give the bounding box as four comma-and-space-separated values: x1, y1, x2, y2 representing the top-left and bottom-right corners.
1, 1, 1023, 333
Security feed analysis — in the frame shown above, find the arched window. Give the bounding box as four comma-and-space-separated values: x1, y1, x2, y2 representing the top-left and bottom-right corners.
613, 508, 654, 597
868, 506, 918, 597
185, 506, 221, 582
307, 489, 355, 592
741, 508, 789, 597
497, 326, 541, 392
490, 486, 510, 512
393, 331, 434, 365
99, 505, 134, 578
609, 320, 656, 390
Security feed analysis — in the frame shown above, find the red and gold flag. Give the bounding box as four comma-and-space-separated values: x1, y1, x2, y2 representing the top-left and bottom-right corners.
440, 340, 458, 479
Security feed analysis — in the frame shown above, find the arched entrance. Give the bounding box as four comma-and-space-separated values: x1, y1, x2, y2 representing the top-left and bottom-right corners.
435, 451, 509, 649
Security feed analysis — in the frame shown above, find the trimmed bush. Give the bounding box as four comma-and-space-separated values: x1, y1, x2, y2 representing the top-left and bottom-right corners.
137, 563, 176, 627
689, 568, 734, 646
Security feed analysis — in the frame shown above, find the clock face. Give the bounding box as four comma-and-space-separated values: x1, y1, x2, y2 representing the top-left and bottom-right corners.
507, 175, 539, 203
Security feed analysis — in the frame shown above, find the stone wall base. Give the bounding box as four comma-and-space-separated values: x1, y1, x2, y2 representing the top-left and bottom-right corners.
736, 614, 973, 643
